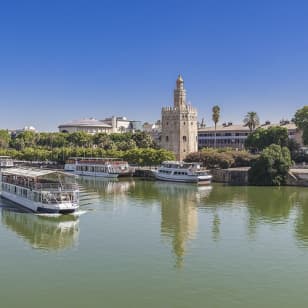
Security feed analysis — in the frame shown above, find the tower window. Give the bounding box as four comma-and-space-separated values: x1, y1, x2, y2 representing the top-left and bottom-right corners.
183, 122, 186, 125
166, 136, 169, 142
183, 136, 187, 142
166, 122, 168, 126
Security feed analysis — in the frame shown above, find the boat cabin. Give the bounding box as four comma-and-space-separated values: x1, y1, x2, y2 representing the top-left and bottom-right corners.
1, 168, 78, 204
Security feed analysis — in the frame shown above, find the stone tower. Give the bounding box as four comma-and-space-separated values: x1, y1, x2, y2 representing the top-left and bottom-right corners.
161, 75, 198, 160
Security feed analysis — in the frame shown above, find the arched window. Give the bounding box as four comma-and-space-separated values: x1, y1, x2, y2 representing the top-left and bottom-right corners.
183, 136, 187, 142
166, 136, 169, 142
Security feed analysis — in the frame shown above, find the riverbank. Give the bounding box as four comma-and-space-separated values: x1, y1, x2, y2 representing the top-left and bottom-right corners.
211, 167, 308, 186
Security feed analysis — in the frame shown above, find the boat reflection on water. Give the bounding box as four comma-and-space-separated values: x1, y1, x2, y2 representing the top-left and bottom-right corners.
78, 177, 135, 206
154, 182, 212, 268
1, 208, 80, 251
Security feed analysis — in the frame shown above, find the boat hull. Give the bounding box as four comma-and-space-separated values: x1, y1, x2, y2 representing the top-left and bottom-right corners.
1, 191, 79, 214
155, 173, 197, 183
75, 170, 118, 178
154, 173, 212, 185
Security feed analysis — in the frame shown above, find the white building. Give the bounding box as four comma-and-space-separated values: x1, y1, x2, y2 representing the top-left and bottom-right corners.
58, 116, 142, 135
198, 121, 302, 149
58, 118, 112, 134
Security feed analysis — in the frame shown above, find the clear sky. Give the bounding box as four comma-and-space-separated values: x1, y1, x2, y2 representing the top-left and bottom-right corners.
0, 0, 308, 131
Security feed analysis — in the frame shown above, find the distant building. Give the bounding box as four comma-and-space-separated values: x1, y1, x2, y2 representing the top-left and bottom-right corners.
11, 125, 37, 137
58, 116, 141, 134
198, 120, 301, 149
58, 118, 112, 134
161, 75, 198, 160
102, 116, 141, 133
143, 120, 161, 144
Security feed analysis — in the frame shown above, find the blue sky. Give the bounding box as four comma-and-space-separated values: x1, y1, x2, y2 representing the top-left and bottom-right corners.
0, 0, 308, 131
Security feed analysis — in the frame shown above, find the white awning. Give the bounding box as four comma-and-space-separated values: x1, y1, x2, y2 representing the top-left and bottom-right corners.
1, 168, 73, 178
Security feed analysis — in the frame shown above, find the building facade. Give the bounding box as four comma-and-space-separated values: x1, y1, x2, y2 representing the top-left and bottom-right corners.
198, 121, 301, 149
58, 116, 141, 135
161, 75, 198, 160
58, 118, 112, 134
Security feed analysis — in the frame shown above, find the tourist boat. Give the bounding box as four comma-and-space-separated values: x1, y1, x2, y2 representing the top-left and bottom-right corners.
0, 168, 79, 214
64, 157, 133, 178
154, 161, 212, 185
0, 156, 14, 168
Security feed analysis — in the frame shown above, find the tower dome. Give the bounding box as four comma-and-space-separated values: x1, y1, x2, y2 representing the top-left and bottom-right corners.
176, 74, 184, 88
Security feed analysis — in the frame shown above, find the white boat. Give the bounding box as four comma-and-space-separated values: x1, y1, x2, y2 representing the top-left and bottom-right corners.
0, 156, 14, 168
64, 157, 121, 178
0, 168, 79, 214
154, 161, 212, 185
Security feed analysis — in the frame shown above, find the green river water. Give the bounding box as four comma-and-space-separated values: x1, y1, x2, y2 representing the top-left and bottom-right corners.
1, 178, 308, 307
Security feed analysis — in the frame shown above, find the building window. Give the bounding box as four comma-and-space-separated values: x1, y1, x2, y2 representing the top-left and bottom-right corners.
166, 136, 169, 142
183, 122, 186, 125
183, 136, 187, 142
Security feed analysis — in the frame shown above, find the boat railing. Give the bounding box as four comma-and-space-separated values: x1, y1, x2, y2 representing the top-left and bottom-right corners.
33, 183, 79, 191
2, 180, 78, 191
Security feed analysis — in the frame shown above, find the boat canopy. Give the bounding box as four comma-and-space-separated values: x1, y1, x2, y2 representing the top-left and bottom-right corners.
1, 168, 74, 179
67, 157, 124, 161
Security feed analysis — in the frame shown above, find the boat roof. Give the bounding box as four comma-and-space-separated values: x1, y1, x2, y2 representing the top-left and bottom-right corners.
67, 157, 124, 161
0, 156, 12, 158
162, 161, 199, 165
162, 161, 184, 164
1, 168, 74, 178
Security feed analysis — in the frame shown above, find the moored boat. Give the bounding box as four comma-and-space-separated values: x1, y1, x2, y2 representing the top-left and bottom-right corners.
154, 161, 212, 185
0, 168, 79, 214
64, 157, 133, 178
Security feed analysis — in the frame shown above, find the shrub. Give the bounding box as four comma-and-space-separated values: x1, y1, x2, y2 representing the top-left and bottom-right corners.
248, 144, 292, 186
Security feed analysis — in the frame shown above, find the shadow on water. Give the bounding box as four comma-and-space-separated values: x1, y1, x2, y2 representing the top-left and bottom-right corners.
0, 197, 80, 251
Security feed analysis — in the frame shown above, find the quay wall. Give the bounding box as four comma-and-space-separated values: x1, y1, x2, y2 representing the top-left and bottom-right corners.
211, 167, 308, 186
211, 168, 249, 185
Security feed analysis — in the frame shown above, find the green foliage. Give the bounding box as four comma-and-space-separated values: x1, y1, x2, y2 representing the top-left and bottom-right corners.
248, 144, 292, 186
185, 148, 257, 169
0, 130, 163, 165
212, 105, 220, 127
294, 106, 308, 145
0, 147, 174, 166
0, 130, 11, 149
244, 111, 260, 132
245, 126, 289, 152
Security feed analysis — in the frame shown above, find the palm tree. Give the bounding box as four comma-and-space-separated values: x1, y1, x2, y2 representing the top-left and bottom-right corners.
212, 105, 220, 148
244, 111, 260, 132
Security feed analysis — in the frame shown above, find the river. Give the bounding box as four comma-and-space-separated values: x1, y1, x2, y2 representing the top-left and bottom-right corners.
1, 178, 308, 307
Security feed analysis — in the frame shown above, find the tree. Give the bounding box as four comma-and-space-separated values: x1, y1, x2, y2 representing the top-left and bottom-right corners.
294, 106, 308, 145
67, 131, 92, 147
248, 144, 292, 186
212, 105, 220, 148
132, 132, 154, 148
245, 126, 289, 152
244, 111, 260, 132
0, 130, 11, 149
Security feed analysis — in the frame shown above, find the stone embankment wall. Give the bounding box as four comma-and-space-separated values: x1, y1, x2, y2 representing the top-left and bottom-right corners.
286, 169, 308, 186
211, 167, 308, 186
211, 168, 249, 185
